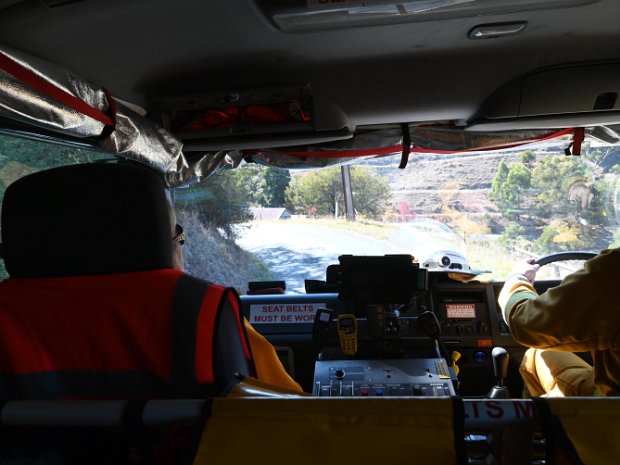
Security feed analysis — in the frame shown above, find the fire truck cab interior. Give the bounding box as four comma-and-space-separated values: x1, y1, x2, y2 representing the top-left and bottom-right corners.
1, 1, 620, 464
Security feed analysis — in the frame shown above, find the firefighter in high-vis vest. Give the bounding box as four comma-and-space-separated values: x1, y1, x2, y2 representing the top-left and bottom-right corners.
498, 248, 620, 397
169, 207, 303, 393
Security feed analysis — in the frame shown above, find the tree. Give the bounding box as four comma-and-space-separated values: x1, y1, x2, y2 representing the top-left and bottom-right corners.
520, 150, 535, 167
531, 156, 588, 216
489, 159, 509, 205
504, 163, 531, 213
533, 220, 583, 253
285, 169, 342, 216
349, 167, 392, 218
488, 158, 531, 218
499, 222, 526, 249
285, 166, 391, 219
173, 164, 262, 239
259, 167, 290, 207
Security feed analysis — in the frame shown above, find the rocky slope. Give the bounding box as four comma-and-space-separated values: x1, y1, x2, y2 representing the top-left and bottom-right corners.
364, 150, 525, 215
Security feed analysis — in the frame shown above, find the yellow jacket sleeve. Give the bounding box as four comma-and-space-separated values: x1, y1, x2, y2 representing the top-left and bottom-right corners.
244, 319, 304, 392
498, 249, 620, 352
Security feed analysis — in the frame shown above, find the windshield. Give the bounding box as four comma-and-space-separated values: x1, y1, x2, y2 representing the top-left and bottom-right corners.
0, 134, 618, 290
175, 142, 619, 293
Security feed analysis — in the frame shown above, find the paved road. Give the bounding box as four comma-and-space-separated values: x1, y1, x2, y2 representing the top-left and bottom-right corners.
390, 219, 465, 261
236, 220, 464, 293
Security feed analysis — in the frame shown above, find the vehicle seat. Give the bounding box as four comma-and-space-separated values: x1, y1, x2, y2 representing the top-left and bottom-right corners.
0, 162, 255, 399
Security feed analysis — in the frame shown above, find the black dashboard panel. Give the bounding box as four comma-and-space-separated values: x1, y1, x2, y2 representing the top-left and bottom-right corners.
240, 273, 530, 395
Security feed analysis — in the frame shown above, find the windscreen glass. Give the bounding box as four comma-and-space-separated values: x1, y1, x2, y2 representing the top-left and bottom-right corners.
175, 142, 619, 292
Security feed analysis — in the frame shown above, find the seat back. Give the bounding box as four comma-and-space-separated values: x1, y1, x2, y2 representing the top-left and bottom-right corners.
0, 163, 253, 398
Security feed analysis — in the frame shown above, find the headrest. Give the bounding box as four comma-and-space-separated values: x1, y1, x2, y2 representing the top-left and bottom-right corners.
1, 163, 173, 278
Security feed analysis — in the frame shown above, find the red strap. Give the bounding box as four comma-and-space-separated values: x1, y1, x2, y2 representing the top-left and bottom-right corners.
572, 127, 585, 155
0, 51, 115, 129
255, 128, 577, 159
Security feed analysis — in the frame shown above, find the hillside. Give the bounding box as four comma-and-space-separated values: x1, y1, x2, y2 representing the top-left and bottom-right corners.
364, 150, 526, 216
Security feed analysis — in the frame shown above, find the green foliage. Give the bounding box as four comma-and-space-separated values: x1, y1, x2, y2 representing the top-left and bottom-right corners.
173, 164, 293, 238
533, 220, 584, 253
488, 157, 531, 218
285, 169, 339, 216
350, 166, 392, 218
534, 224, 561, 253
499, 222, 526, 248
489, 159, 508, 204
259, 167, 290, 207
531, 156, 588, 214
488, 150, 617, 251
505, 163, 531, 209
611, 227, 620, 249
285, 166, 391, 219
174, 166, 260, 239
520, 151, 535, 167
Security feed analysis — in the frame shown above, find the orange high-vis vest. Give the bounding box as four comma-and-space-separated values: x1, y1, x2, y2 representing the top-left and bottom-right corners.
0, 269, 254, 399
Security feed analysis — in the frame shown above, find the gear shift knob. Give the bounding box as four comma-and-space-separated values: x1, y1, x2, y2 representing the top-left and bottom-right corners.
492, 346, 509, 386
487, 346, 511, 398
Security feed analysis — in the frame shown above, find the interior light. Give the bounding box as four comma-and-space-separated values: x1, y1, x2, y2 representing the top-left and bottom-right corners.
468, 22, 527, 40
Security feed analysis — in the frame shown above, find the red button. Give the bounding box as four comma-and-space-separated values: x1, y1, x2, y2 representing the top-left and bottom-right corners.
477, 339, 493, 347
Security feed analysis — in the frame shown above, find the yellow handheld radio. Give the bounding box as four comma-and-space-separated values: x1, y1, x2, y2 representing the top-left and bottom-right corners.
337, 314, 358, 356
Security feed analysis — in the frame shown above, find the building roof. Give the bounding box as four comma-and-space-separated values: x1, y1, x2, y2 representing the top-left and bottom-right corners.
250, 208, 291, 221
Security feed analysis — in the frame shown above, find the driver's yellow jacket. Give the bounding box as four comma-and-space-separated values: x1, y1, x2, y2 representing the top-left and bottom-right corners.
498, 248, 620, 395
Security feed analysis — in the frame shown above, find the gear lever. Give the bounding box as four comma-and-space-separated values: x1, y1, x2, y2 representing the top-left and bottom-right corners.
487, 346, 511, 399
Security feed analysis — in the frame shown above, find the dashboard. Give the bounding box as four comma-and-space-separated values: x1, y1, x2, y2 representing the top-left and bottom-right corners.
240, 263, 538, 396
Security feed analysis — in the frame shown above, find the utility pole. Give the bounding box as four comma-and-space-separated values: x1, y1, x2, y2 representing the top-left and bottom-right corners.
341, 165, 355, 221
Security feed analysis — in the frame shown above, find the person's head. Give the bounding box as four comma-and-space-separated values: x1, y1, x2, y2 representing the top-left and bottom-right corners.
168, 201, 185, 271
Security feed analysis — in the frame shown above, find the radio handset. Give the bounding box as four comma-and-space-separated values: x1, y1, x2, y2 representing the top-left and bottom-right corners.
312, 308, 333, 350
337, 314, 358, 356
417, 310, 445, 359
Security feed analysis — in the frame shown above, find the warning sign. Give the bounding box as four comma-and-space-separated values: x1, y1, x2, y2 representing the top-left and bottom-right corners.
249, 303, 326, 324
446, 303, 476, 319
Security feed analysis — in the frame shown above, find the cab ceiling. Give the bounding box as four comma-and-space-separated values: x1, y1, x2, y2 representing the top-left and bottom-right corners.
0, 0, 619, 127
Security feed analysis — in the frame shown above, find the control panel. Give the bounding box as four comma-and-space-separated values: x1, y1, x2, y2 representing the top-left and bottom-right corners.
430, 282, 498, 345
313, 358, 456, 397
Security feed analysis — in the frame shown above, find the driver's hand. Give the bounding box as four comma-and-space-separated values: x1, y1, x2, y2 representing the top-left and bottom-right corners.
511, 258, 540, 284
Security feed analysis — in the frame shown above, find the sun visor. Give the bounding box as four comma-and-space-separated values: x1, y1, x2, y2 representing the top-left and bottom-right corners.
154, 86, 354, 153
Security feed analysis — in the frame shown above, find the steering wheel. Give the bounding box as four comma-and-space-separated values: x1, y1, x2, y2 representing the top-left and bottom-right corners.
533, 251, 598, 267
